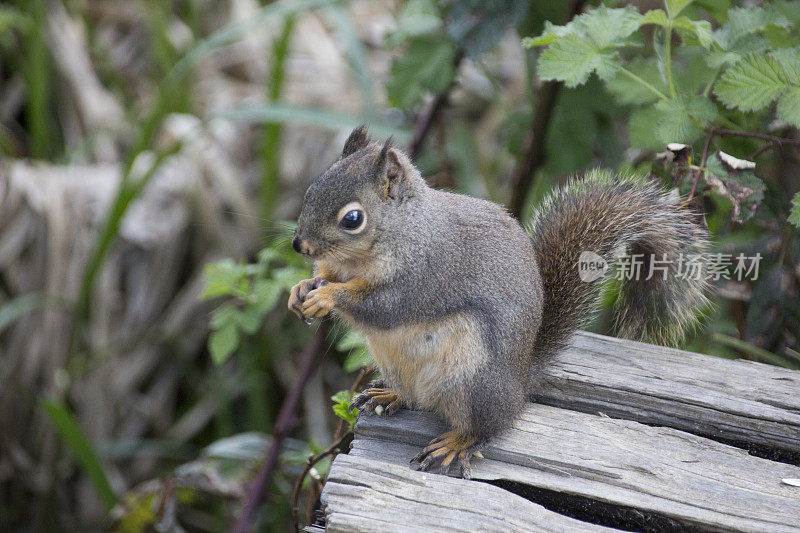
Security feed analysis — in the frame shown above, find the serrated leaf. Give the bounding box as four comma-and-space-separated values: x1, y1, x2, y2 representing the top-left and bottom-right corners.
538, 34, 620, 87
666, 0, 694, 18
209, 321, 239, 364
640, 9, 668, 27
672, 17, 712, 48
654, 97, 707, 143
238, 306, 263, 335
629, 105, 664, 150
605, 59, 664, 105
714, 54, 792, 112
706, 34, 771, 68
387, 34, 455, 109
771, 47, 800, 83
525, 6, 642, 49
687, 95, 718, 122
713, 4, 792, 50
777, 87, 800, 127
789, 192, 800, 228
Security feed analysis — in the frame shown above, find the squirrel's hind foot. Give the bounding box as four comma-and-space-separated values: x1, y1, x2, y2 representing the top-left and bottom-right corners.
350, 387, 404, 416
411, 430, 480, 479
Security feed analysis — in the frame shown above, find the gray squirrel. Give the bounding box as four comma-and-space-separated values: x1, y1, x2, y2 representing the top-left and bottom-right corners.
288, 127, 708, 477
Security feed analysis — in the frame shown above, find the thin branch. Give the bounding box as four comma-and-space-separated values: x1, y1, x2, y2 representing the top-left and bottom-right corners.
232, 326, 329, 533
408, 50, 464, 160
689, 130, 714, 200
508, 0, 586, 219
291, 431, 352, 532
713, 128, 800, 146
747, 142, 774, 161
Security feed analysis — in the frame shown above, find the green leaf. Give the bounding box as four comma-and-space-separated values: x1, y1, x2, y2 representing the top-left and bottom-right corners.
336, 329, 367, 351
252, 279, 283, 312
42, 400, 118, 510
629, 105, 664, 149
441, 0, 529, 57
538, 34, 620, 87
653, 96, 714, 143
525, 6, 642, 49
209, 320, 240, 365
386, 34, 455, 109
665, 0, 693, 18
605, 59, 664, 105
331, 390, 358, 429
713, 4, 792, 50
714, 54, 792, 112
640, 9, 668, 27
389, 0, 441, 44
706, 34, 771, 68
772, 47, 800, 83
789, 192, 800, 228
344, 347, 374, 372
672, 17, 712, 48
777, 87, 800, 127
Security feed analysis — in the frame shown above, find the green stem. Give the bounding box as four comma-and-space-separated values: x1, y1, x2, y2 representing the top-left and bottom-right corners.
619, 67, 669, 101
261, 15, 296, 219
711, 333, 799, 369
702, 65, 723, 97
664, 24, 677, 98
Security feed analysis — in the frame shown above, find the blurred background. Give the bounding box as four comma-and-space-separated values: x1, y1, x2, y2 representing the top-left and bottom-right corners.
0, 0, 798, 530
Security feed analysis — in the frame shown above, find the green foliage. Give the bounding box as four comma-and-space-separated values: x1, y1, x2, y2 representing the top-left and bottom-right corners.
714, 49, 800, 126
42, 399, 118, 510
336, 330, 374, 372
331, 390, 358, 430
387, 33, 456, 109
790, 193, 800, 228
524, 0, 800, 222
202, 246, 310, 365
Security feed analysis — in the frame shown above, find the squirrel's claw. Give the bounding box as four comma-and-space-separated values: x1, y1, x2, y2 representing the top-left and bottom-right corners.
301, 283, 336, 318
411, 430, 479, 479
288, 277, 328, 321
351, 387, 404, 415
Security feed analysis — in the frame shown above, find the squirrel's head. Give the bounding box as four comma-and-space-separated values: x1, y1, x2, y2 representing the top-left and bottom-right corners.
293, 126, 422, 264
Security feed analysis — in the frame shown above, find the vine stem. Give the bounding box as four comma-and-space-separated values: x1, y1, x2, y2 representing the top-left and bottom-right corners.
291, 432, 352, 532
618, 67, 669, 101
232, 326, 328, 533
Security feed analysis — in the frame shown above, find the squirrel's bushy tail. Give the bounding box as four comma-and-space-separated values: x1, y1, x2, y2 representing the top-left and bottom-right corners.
529, 169, 709, 359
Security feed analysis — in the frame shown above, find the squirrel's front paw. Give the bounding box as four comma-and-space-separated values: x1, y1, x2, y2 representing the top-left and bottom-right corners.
288, 277, 328, 320
301, 283, 338, 319
351, 387, 404, 416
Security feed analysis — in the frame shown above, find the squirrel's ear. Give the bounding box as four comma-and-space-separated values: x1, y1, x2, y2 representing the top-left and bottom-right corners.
377, 138, 405, 200
342, 125, 370, 158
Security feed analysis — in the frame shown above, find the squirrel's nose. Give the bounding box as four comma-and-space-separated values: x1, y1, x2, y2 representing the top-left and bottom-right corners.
292, 237, 302, 254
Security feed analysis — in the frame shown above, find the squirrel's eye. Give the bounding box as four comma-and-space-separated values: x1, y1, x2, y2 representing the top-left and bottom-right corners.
340, 209, 364, 231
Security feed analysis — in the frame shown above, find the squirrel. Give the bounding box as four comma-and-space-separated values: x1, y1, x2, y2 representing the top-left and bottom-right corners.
288, 126, 709, 478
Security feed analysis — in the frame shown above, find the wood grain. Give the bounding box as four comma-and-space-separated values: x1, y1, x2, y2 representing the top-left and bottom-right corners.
350, 406, 800, 532
539, 332, 800, 455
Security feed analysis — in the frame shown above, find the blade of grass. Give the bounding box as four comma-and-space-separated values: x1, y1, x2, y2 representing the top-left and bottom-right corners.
68, 0, 343, 358
0, 292, 67, 334
216, 103, 409, 141
19, 0, 53, 159
261, 15, 296, 218
711, 333, 800, 370
41, 399, 118, 510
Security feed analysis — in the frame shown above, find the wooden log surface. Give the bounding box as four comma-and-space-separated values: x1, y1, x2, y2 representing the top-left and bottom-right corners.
321, 332, 800, 532
540, 332, 800, 456
331, 406, 800, 532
